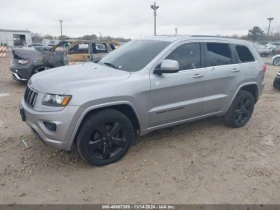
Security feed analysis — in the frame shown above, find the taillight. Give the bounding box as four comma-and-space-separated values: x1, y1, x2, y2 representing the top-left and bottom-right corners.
262, 65, 267, 72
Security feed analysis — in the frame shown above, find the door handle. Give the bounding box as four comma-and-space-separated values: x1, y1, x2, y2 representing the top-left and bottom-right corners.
232, 69, 240, 72
192, 74, 204, 78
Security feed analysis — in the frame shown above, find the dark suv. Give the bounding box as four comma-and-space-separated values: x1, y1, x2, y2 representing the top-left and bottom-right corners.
10, 40, 119, 82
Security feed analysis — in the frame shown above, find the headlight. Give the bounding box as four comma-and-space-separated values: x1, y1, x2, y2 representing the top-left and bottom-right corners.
42, 94, 72, 106
18, 59, 29, 64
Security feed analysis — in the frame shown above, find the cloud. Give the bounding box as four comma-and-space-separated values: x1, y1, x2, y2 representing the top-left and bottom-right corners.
0, 0, 279, 38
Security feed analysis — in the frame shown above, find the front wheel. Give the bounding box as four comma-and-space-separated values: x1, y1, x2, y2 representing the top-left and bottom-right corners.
32, 66, 52, 75
222, 90, 255, 128
76, 109, 134, 166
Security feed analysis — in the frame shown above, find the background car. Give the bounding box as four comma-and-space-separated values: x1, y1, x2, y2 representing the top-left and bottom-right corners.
254, 43, 270, 57
27, 43, 45, 47
272, 54, 280, 66
47, 40, 61, 46
10, 39, 120, 82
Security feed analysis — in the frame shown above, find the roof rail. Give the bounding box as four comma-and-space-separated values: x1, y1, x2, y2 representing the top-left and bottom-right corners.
191, 35, 228, 38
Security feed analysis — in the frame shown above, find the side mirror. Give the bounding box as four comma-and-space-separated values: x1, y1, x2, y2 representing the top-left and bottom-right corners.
154, 59, 180, 75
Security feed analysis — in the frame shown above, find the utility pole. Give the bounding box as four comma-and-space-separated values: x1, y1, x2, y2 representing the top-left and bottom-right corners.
98, 31, 102, 40
267, 17, 274, 37
59, 20, 63, 41
175, 28, 178, 35
151, 2, 159, 36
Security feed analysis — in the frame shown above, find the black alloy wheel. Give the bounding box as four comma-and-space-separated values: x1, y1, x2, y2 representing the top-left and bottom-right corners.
76, 109, 134, 166
88, 121, 127, 160
222, 90, 255, 128
233, 98, 254, 126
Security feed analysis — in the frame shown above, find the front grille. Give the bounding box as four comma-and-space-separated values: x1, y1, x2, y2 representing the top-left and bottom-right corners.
24, 86, 38, 107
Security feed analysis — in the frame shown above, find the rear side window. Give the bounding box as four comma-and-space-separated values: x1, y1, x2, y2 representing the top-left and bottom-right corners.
92, 43, 108, 53
206, 43, 232, 67
235, 45, 255, 63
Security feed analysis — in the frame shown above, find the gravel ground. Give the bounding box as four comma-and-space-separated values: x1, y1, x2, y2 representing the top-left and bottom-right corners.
0, 53, 280, 204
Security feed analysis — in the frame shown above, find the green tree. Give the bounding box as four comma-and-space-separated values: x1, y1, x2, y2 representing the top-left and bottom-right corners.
80, 34, 98, 40
31, 33, 43, 43
248, 26, 264, 41
58, 35, 68, 40
44, 34, 53, 39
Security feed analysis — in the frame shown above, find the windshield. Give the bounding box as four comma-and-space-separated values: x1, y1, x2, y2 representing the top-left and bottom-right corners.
99, 40, 170, 72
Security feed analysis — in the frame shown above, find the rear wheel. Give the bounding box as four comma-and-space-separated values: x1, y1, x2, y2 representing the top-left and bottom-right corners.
273, 57, 280, 66
222, 90, 255, 128
76, 109, 134, 166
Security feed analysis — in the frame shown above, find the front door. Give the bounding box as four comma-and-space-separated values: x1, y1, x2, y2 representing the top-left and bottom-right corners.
66, 43, 90, 65
149, 42, 207, 127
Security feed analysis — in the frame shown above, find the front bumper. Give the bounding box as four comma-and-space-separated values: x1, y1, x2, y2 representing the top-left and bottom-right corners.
20, 99, 80, 151
273, 75, 280, 89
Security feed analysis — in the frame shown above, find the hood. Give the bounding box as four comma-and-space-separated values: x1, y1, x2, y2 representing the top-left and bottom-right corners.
12, 47, 44, 59
29, 63, 131, 94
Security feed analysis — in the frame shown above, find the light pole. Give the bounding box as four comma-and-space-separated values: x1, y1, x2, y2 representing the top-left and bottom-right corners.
175, 28, 178, 35
267, 17, 274, 37
59, 20, 63, 41
151, 2, 159, 36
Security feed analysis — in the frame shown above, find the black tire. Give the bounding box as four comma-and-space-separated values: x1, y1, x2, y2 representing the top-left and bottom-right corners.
76, 109, 134, 166
32, 66, 52, 75
222, 90, 255, 128
273, 78, 280, 89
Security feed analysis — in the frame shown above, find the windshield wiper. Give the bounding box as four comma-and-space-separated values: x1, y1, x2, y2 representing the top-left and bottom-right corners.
103, 62, 119, 69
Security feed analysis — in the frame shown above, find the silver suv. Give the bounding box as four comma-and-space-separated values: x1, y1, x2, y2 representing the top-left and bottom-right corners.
20, 36, 265, 166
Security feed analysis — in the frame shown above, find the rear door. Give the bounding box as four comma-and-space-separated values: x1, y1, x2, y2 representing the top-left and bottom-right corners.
203, 41, 242, 114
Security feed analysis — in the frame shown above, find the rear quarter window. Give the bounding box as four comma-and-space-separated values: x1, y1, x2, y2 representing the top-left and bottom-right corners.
235, 45, 255, 63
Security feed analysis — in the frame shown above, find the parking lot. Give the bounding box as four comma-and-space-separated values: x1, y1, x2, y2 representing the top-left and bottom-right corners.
0, 53, 280, 204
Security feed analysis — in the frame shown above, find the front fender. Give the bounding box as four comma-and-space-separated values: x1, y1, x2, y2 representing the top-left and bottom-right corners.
68, 101, 141, 145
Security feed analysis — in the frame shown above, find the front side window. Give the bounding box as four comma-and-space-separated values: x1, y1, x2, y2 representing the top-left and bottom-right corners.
206, 43, 232, 67
166, 43, 201, 70
99, 40, 170, 72
68, 43, 89, 54
236, 45, 255, 63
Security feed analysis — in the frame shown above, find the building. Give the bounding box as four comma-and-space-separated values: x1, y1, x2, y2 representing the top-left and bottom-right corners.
0, 29, 32, 47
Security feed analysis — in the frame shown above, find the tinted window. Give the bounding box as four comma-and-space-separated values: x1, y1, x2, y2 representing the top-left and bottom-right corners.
92, 43, 108, 53
166, 43, 201, 70
236, 45, 255, 63
206, 43, 232, 66
99, 40, 170, 72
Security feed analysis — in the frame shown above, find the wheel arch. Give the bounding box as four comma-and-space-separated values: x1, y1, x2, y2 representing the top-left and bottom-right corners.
70, 102, 141, 147
226, 82, 259, 112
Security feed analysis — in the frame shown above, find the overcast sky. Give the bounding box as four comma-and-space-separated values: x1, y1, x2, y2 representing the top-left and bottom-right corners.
0, 0, 280, 38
